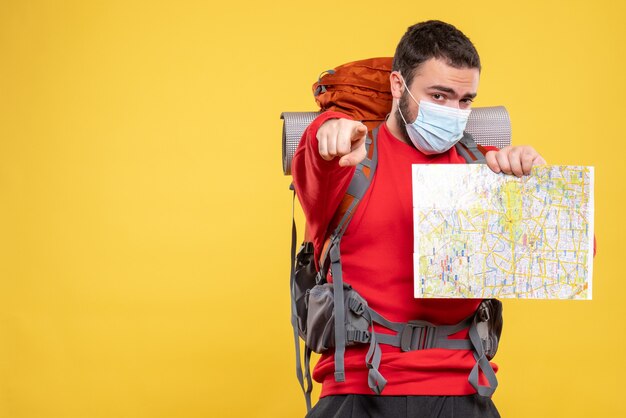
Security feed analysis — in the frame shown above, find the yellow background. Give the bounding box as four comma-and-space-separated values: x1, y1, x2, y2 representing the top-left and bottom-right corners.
0, 1, 624, 417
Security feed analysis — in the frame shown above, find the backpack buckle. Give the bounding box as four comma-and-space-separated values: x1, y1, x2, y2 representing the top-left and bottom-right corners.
400, 321, 436, 352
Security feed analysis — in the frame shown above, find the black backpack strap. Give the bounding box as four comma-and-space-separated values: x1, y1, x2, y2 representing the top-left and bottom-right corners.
455, 132, 487, 164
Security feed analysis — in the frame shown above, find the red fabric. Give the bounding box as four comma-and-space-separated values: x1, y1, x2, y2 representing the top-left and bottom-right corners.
292, 112, 499, 397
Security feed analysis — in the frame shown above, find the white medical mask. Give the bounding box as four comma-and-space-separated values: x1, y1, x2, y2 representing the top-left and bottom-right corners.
397, 78, 472, 155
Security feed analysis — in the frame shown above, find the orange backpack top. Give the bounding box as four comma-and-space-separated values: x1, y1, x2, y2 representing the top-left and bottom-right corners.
312, 57, 393, 131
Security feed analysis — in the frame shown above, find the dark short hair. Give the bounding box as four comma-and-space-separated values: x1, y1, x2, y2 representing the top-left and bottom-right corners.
392, 20, 481, 87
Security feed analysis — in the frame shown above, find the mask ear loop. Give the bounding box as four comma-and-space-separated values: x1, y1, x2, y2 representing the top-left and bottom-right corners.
399, 75, 420, 105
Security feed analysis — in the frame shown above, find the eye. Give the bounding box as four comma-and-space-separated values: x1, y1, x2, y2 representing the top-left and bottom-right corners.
460, 98, 474, 108
432, 93, 445, 101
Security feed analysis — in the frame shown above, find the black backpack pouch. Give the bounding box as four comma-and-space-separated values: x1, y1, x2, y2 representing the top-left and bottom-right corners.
304, 283, 371, 354
293, 241, 318, 339
475, 298, 504, 360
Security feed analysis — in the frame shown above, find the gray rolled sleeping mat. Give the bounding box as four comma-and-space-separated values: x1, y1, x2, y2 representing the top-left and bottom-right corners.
280, 106, 511, 175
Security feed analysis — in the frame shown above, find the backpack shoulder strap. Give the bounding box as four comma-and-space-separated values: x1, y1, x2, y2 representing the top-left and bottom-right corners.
316, 126, 379, 384
455, 131, 487, 164
318, 126, 379, 278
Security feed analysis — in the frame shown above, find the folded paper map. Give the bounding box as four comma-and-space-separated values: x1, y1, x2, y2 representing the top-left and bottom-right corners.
412, 165, 594, 299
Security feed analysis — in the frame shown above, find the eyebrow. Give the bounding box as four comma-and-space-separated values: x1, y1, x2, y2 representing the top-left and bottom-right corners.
427, 85, 477, 99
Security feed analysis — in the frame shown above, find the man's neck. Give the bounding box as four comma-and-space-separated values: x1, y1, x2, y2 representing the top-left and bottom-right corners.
385, 111, 411, 146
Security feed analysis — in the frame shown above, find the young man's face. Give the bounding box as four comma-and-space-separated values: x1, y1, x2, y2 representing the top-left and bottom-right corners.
391, 57, 480, 143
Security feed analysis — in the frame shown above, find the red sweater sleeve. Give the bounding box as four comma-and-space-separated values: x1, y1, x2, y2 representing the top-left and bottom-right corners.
292, 111, 357, 261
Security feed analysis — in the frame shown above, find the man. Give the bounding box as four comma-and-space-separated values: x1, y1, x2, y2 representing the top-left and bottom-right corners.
292, 20, 545, 417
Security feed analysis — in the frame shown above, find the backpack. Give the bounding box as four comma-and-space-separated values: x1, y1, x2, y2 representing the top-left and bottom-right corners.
313, 57, 393, 132
290, 58, 503, 411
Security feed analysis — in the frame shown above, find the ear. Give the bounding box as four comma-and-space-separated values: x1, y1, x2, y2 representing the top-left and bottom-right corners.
389, 71, 405, 100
